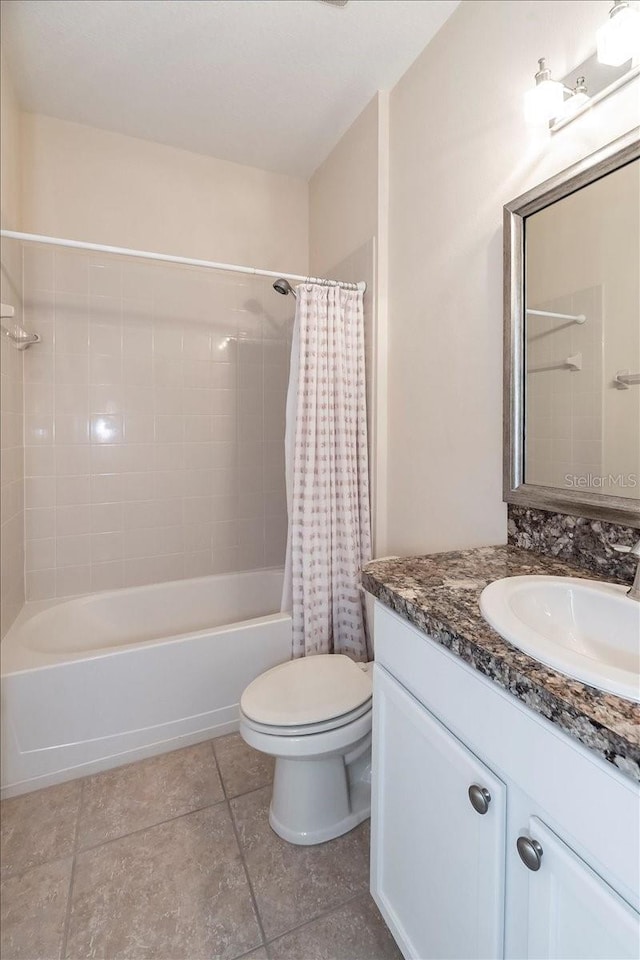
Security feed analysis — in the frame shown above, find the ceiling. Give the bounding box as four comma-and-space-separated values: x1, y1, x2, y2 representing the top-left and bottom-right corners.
2, 0, 460, 178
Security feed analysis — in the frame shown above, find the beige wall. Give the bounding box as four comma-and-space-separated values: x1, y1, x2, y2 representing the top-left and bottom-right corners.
386, 0, 639, 556
309, 92, 389, 551
1, 47, 21, 231
328, 239, 376, 449
309, 95, 379, 277
21, 113, 309, 273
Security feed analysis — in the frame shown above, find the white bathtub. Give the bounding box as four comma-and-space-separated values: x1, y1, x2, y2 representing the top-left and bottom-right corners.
1, 569, 291, 798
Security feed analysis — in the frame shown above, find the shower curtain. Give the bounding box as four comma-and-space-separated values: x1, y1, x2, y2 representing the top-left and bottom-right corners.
282, 283, 371, 661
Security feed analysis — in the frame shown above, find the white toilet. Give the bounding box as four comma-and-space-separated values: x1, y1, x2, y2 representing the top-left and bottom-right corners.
239, 654, 373, 845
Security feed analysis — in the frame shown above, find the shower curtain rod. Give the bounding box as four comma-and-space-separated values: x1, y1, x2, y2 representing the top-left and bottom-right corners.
0, 230, 366, 292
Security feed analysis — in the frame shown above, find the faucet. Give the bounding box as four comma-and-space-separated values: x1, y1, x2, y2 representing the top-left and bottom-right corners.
614, 540, 640, 601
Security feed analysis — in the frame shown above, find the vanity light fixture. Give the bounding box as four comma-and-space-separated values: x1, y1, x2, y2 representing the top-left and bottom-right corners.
525, 37, 639, 131
597, 0, 640, 66
524, 61, 592, 125
525, 2, 639, 130
524, 59, 565, 123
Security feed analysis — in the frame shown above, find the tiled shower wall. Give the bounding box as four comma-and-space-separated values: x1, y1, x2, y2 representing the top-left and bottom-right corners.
21, 244, 293, 600
0, 238, 25, 634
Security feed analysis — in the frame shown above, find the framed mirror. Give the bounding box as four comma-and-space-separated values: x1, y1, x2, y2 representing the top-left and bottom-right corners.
504, 128, 640, 528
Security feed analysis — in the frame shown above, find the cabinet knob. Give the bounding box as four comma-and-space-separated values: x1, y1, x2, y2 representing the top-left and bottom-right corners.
468, 784, 491, 814
517, 836, 543, 871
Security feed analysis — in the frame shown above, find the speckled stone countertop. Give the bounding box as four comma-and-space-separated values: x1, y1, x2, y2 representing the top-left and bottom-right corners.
362, 546, 640, 783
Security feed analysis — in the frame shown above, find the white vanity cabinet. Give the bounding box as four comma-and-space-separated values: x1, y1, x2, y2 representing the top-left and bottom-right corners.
372, 666, 506, 959
370, 601, 640, 960
520, 817, 640, 960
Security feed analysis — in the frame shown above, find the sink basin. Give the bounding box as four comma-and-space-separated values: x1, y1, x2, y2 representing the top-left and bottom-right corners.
479, 576, 640, 702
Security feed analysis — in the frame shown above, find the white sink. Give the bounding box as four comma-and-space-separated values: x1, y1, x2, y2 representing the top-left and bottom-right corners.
479, 576, 640, 702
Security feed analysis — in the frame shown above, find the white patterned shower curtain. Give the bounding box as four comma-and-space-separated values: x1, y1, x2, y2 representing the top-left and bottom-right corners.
281, 283, 372, 661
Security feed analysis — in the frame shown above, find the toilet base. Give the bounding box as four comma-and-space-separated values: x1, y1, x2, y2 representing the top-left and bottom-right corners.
267, 737, 372, 845
269, 798, 370, 845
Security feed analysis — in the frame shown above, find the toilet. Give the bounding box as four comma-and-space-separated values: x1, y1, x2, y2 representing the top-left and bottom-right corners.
239, 654, 373, 845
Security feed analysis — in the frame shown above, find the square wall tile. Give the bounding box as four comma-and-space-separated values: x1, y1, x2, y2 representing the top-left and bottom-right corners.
56, 534, 92, 568
90, 355, 123, 386
55, 251, 88, 295
25, 507, 56, 540
24, 446, 55, 478
123, 414, 155, 443
90, 414, 124, 444
23, 245, 54, 292
55, 383, 89, 417
91, 502, 124, 534
56, 564, 91, 598
56, 475, 91, 506
25, 569, 56, 601
55, 353, 89, 385
91, 532, 123, 563
89, 262, 122, 298
89, 384, 125, 415
25, 416, 54, 445
25, 477, 55, 509
54, 313, 89, 357
89, 320, 123, 357
122, 315, 153, 354
91, 561, 125, 591
26, 538, 56, 572
56, 504, 92, 537
55, 415, 90, 444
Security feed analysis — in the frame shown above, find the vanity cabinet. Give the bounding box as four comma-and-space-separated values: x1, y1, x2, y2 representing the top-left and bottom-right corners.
370, 602, 640, 960
521, 817, 640, 960
372, 667, 506, 959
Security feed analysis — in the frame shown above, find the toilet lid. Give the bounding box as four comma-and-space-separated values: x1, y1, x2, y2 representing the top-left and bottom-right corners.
240, 655, 372, 727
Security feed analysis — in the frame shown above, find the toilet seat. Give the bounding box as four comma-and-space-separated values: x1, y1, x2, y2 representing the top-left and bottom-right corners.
240, 654, 372, 730
241, 697, 372, 738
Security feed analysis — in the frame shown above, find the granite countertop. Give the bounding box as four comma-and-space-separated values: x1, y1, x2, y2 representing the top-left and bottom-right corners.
362, 545, 640, 782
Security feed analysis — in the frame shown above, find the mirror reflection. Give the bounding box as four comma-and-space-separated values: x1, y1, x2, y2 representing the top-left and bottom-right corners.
524, 158, 640, 500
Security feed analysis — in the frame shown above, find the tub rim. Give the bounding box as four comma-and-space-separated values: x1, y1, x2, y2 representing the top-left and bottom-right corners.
2, 567, 288, 676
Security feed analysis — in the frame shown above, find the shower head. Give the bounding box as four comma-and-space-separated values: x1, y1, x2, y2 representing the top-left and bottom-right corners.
273, 278, 297, 298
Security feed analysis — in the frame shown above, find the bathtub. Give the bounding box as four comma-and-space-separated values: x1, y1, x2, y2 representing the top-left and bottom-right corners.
1, 569, 291, 798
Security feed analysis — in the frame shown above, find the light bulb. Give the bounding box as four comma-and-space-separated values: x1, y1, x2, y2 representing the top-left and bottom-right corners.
524, 60, 565, 124
597, 1, 640, 66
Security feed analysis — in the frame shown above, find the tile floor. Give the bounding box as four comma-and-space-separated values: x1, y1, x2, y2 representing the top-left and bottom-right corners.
0, 734, 402, 960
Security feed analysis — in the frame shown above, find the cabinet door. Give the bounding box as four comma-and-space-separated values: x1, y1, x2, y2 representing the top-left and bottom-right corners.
371, 665, 506, 960
521, 817, 640, 960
